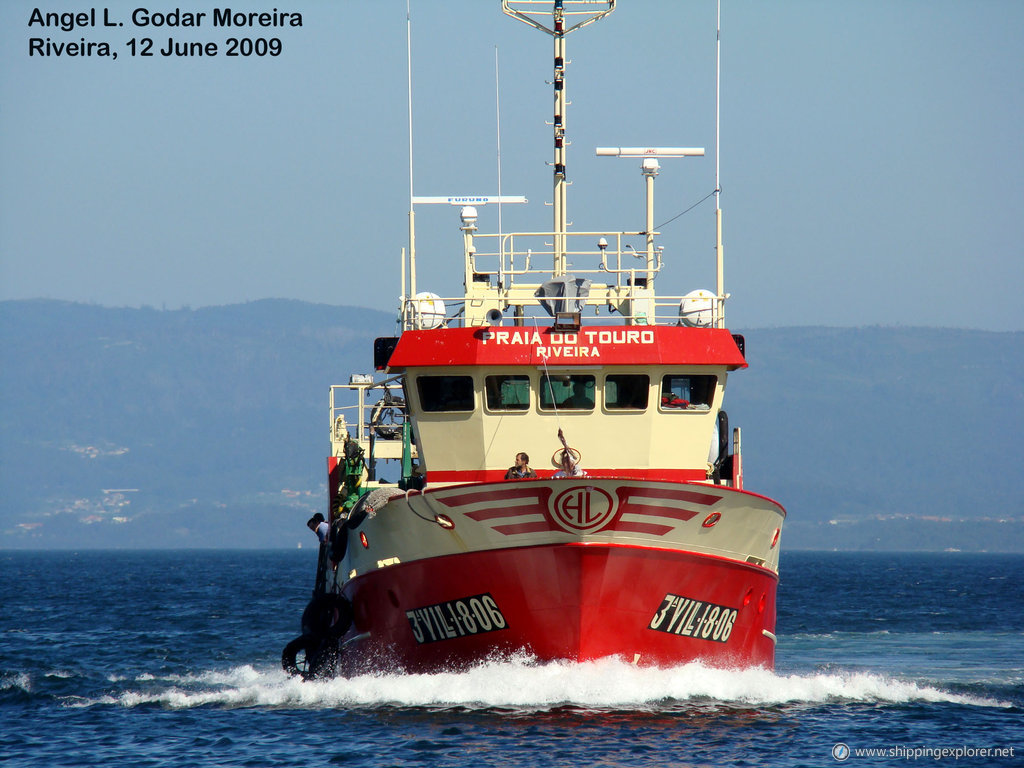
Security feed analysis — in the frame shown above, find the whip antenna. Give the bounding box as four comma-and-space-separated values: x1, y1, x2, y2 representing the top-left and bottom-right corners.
406, 0, 417, 313
714, 0, 725, 327
495, 46, 505, 287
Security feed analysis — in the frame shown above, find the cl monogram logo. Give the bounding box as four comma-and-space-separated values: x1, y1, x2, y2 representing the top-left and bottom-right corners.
550, 486, 616, 534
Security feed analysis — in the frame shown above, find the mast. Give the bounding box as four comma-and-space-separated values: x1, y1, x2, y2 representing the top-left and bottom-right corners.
553, 16, 567, 275
502, 1, 616, 275
714, 0, 725, 327
406, 0, 417, 308
495, 46, 505, 288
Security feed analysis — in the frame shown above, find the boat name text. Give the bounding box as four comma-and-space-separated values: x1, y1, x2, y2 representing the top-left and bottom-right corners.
481, 328, 655, 360
406, 593, 508, 644
648, 593, 738, 643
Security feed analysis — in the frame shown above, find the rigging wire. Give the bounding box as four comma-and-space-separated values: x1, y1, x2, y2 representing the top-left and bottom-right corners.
530, 317, 583, 468
533, 317, 564, 434
655, 188, 718, 230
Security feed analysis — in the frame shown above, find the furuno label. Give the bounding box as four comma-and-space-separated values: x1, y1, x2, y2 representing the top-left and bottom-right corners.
406, 593, 508, 644
648, 593, 738, 643
550, 486, 617, 534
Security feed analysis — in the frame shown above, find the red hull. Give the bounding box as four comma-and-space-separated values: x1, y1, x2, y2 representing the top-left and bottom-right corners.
341, 542, 778, 673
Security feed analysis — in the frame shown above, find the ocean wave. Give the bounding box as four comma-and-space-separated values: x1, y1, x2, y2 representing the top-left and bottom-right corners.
1, 671, 32, 695
67, 657, 1012, 711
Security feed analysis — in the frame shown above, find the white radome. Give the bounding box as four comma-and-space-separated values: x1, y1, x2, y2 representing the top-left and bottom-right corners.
679, 289, 716, 327
412, 292, 446, 329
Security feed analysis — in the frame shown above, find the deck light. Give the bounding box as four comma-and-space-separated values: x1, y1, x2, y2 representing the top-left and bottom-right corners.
552, 311, 581, 331
702, 512, 722, 528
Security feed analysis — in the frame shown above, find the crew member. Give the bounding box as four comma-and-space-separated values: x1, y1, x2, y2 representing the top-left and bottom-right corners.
505, 452, 537, 479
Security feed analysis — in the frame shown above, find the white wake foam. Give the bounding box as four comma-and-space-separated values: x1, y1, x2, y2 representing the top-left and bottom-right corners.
72, 657, 1011, 711
1, 671, 32, 694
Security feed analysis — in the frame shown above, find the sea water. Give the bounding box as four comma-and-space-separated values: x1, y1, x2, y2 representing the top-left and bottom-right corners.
1, 550, 1021, 767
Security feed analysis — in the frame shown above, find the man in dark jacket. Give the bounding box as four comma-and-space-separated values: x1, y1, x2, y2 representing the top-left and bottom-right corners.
504, 452, 537, 479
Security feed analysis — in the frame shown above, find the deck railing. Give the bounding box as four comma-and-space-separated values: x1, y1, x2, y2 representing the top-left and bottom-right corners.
329, 379, 410, 465
400, 228, 725, 330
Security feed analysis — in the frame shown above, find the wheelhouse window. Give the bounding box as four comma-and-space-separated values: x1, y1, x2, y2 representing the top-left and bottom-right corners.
605, 374, 649, 410
485, 375, 530, 411
416, 375, 475, 412
540, 374, 595, 411
660, 375, 716, 410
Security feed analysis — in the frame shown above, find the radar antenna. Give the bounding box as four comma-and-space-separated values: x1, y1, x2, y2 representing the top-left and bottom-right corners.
501, 0, 616, 276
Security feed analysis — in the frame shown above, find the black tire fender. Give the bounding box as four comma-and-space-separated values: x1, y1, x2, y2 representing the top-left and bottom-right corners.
301, 594, 353, 639
281, 634, 316, 677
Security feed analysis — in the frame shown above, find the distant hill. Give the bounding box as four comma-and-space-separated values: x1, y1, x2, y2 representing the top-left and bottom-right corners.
0, 299, 395, 549
727, 327, 1023, 551
1, 300, 1021, 551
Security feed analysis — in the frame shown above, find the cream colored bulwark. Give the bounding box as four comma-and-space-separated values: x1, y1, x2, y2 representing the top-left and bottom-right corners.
405, 365, 730, 478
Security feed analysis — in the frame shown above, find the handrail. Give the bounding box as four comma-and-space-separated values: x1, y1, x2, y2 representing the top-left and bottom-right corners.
400, 293, 724, 329
329, 381, 409, 457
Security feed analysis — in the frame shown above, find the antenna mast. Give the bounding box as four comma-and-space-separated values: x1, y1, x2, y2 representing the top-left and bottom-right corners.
502, 0, 616, 276
406, 0, 417, 303
495, 46, 505, 288
714, 0, 725, 327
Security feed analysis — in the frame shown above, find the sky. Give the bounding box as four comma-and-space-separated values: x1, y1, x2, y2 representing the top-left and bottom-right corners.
1, 0, 1022, 331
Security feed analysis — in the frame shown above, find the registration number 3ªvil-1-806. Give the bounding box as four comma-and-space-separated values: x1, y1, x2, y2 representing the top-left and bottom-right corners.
648, 593, 738, 643
406, 593, 508, 644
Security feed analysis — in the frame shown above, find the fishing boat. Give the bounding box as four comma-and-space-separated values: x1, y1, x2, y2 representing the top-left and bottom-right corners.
283, 0, 785, 678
